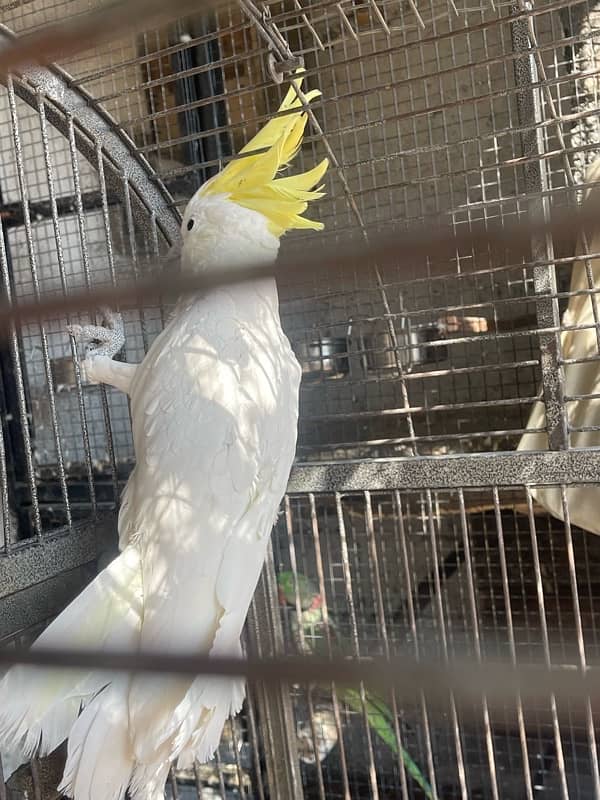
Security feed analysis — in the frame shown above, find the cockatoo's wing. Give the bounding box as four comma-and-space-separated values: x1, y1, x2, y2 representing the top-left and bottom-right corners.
117, 282, 300, 794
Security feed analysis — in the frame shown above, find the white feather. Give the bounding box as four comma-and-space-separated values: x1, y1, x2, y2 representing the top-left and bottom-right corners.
0, 545, 142, 775
58, 679, 133, 800
123, 204, 300, 777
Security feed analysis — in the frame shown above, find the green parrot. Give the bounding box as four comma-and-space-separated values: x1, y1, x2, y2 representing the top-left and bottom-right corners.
278, 571, 435, 799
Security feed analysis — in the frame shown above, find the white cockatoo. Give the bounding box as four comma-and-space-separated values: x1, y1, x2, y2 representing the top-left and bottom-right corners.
518, 156, 600, 534
0, 73, 328, 800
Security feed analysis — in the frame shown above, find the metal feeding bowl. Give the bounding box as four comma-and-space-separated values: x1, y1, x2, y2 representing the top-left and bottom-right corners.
354, 320, 447, 374
297, 336, 350, 380
297, 319, 457, 383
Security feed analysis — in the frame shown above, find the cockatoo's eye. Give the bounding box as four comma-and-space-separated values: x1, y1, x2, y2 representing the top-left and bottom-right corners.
187, 218, 195, 231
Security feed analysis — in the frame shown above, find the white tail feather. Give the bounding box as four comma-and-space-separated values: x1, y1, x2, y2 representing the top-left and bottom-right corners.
138, 635, 245, 766
129, 757, 172, 800
0, 546, 142, 778
176, 676, 245, 768
58, 679, 133, 800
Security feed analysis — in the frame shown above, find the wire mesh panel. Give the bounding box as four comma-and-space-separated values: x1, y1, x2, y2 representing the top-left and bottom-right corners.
275, 483, 600, 798
0, 73, 176, 548
17, 0, 597, 463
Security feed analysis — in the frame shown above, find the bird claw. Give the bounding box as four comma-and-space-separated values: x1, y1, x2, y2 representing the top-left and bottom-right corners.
67, 308, 125, 361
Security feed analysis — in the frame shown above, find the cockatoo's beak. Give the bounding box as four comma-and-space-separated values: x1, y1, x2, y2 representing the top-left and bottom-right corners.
164, 241, 182, 273
166, 241, 181, 259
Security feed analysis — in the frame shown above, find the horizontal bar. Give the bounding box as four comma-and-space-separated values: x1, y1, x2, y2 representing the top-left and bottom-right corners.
5, 191, 600, 333
1, 644, 599, 720
287, 449, 600, 492
0, 190, 120, 229
0, 512, 117, 600
0, 565, 94, 642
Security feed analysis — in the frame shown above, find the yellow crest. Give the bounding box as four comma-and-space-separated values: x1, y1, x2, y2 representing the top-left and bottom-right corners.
198, 71, 328, 238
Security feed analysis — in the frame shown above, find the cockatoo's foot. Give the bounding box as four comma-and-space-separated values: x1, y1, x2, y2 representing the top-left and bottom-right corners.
67, 306, 125, 360
67, 308, 129, 386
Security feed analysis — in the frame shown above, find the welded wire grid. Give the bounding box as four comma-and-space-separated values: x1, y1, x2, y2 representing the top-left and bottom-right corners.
274, 485, 600, 799
0, 0, 587, 464
1, 0, 600, 798
13, 0, 589, 464
0, 77, 172, 544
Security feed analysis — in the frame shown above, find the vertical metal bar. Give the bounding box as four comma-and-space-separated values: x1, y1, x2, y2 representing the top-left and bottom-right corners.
95, 141, 118, 288
244, 687, 266, 800
0, 405, 11, 554
29, 758, 42, 800
122, 177, 149, 352
334, 492, 380, 800
394, 490, 438, 799
0, 176, 27, 546
511, 1, 567, 450
492, 488, 534, 800
0, 753, 6, 800
364, 491, 410, 800
424, 489, 468, 800
0, 221, 40, 537
150, 212, 168, 328
246, 542, 303, 800
559, 484, 600, 796
168, 766, 179, 800
456, 489, 499, 800
283, 497, 326, 800
96, 140, 133, 476
66, 114, 99, 509
213, 748, 227, 799
192, 760, 206, 799
525, 488, 569, 800
308, 493, 351, 800
228, 718, 246, 798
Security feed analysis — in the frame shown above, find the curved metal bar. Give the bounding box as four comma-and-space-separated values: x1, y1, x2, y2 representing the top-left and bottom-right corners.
0, 23, 182, 248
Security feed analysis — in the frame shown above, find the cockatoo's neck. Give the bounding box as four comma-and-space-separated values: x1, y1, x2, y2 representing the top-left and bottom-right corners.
177, 195, 284, 316
220, 274, 280, 310
174, 272, 281, 322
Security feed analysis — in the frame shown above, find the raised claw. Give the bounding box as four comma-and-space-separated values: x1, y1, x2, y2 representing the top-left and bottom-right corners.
66, 323, 83, 339
67, 309, 125, 360
99, 307, 125, 338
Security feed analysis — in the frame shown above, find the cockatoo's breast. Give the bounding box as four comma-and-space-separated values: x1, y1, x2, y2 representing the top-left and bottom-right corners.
121, 276, 301, 553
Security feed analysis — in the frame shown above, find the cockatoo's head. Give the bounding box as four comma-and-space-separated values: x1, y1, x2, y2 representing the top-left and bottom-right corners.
180, 193, 280, 274
179, 71, 328, 275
